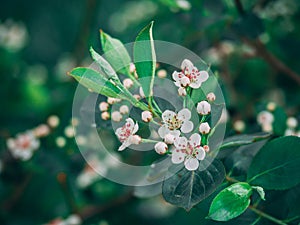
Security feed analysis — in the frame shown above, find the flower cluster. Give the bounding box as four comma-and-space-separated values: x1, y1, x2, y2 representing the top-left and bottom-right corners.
113, 59, 215, 171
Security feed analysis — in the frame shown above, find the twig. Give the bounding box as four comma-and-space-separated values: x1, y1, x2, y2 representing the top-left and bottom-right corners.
242, 38, 300, 86
249, 205, 288, 225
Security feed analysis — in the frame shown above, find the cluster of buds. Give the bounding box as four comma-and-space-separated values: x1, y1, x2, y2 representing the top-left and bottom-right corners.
99, 97, 131, 122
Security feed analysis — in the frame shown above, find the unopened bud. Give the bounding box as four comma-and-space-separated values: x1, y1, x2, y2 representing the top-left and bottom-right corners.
142, 111, 152, 122
154, 142, 168, 154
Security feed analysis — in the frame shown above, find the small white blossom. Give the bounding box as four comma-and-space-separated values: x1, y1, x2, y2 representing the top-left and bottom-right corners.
47, 115, 60, 128
233, 120, 246, 132
203, 145, 210, 152
178, 87, 187, 96
172, 59, 208, 89
64, 126, 75, 138
107, 97, 121, 104
158, 108, 193, 138
197, 101, 211, 115
157, 69, 167, 78
119, 105, 129, 114
65, 214, 82, 225
154, 142, 168, 154
116, 118, 140, 151
56, 136, 66, 148
99, 102, 109, 111
199, 122, 211, 134
172, 133, 206, 171
142, 111, 152, 122
111, 111, 123, 122
257, 111, 274, 126
101, 111, 110, 120
164, 133, 177, 144
266, 102, 276, 111
7, 131, 40, 161
123, 78, 134, 89
34, 124, 50, 137
286, 117, 298, 128
206, 92, 216, 102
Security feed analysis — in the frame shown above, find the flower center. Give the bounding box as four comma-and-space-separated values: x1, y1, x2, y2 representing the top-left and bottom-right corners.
166, 115, 182, 130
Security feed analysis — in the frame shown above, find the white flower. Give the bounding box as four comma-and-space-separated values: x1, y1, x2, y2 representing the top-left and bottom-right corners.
34, 124, 50, 137
178, 87, 187, 96
119, 105, 129, 114
111, 111, 123, 122
154, 142, 168, 154
123, 78, 134, 89
157, 69, 167, 78
101, 111, 110, 120
142, 111, 152, 122
64, 126, 75, 138
199, 122, 211, 134
116, 118, 140, 151
206, 92, 216, 102
172, 59, 209, 89
233, 120, 246, 132
164, 133, 177, 144
47, 115, 60, 128
7, 131, 40, 161
64, 214, 82, 225
158, 108, 193, 138
257, 111, 274, 126
197, 101, 211, 115
266, 102, 276, 111
56, 136, 66, 148
286, 117, 298, 128
99, 102, 109, 111
171, 134, 206, 171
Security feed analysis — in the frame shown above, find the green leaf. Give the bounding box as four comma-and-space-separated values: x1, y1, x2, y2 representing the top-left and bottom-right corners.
90, 47, 119, 80
68, 67, 123, 98
208, 182, 253, 221
100, 30, 132, 77
162, 157, 225, 211
247, 136, 300, 190
220, 132, 271, 150
133, 21, 156, 97
252, 186, 265, 201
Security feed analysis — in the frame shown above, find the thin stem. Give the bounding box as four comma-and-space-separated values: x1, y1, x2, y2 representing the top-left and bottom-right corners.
284, 215, 300, 223
152, 98, 162, 115
225, 175, 240, 183
249, 205, 288, 225
141, 138, 158, 144
250, 217, 261, 225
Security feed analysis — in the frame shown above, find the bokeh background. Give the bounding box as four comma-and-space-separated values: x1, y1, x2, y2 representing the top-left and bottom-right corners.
1, 0, 300, 224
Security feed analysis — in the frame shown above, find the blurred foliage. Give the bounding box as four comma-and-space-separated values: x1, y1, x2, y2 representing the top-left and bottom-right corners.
1, 0, 300, 224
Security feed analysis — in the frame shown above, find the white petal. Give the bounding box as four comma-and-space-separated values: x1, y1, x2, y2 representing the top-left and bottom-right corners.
181, 59, 193, 71
115, 127, 122, 137
170, 130, 181, 138
195, 147, 206, 160
174, 136, 188, 149
189, 81, 201, 89
174, 81, 181, 87
189, 133, 201, 147
178, 108, 191, 121
181, 120, 194, 133
118, 139, 131, 151
125, 118, 135, 128
184, 157, 199, 171
198, 71, 209, 82
162, 110, 176, 122
158, 125, 170, 138
171, 150, 185, 164
132, 122, 139, 134
172, 71, 180, 81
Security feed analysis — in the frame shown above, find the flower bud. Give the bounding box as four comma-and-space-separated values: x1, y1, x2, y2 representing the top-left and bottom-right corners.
203, 145, 210, 152
164, 133, 175, 144
266, 102, 276, 111
180, 76, 190, 87
142, 111, 152, 122
47, 115, 60, 128
257, 111, 274, 125
129, 135, 141, 145
99, 101, 109, 111
206, 92, 216, 102
123, 78, 134, 89
111, 111, 122, 122
197, 101, 211, 115
34, 124, 50, 137
129, 63, 136, 73
119, 105, 129, 114
157, 69, 167, 78
107, 97, 121, 105
287, 117, 298, 128
133, 94, 141, 100
199, 122, 211, 134
101, 111, 110, 120
178, 87, 187, 96
56, 136, 66, 148
64, 125, 75, 138
154, 142, 168, 154
233, 120, 246, 132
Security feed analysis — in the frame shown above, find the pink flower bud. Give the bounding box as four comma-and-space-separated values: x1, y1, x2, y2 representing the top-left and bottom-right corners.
119, 105, 129, 114
164, 133, 175, 144
197, 101, 211, 115
178, 87, 187, 96
123, 78, 134, 89
99, 102, 109, 111
111, 111, 122, 122
142, 111, 152, 122
157, 69, 167, 78
206, 92, 216, 102
101, 111, 110, 120
199, 122, 211, 134
154, 142, 168, 154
